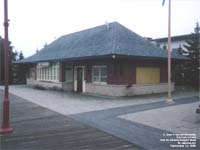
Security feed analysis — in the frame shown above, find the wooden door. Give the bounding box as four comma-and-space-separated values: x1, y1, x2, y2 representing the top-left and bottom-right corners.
77, 68, 83, 92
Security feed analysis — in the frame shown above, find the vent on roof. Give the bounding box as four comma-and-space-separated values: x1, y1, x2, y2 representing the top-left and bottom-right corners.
144, 37, 152, 41
105, 21, 109, 29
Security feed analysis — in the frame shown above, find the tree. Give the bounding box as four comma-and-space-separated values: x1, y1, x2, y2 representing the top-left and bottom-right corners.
180, 22, 200, 88
0, 36, 25, 85
0, 36, 14, 84
19, 51, 24, 60
172, 46, 185, 86
12, 51, 26, 84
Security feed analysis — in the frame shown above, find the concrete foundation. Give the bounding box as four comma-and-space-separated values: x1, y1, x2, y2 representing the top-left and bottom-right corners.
27, 79, 174, 97
62, 82, 74, 91
27, 79, 73, 91
85, 83, 174, 96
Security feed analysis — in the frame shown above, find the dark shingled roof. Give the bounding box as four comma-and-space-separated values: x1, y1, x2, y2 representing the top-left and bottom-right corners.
19, 22, 187, 63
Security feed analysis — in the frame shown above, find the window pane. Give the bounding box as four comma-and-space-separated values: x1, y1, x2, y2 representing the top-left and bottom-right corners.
93, 76, 99, 82
44, 68, 46, 80
93, 67, 99, 76
50, 67, 52, 80
53, 68, 55, 80
47, 68, 49, 80
101, 77, 107, 82
101, 67, 107, 76
92, 66, 107, 83
36, 62, 60, 81
65, 67, 73, 82
42, 69, 43, 79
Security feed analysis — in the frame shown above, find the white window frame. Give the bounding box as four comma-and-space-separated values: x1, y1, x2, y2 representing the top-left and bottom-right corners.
37, 62, 59, 82
92, 65, 107, 84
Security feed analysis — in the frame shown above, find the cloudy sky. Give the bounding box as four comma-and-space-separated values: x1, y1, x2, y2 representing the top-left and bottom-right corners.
0, 0, 199, 57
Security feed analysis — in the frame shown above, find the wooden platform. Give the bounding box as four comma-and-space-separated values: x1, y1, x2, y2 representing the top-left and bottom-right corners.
0, 90, 141, 150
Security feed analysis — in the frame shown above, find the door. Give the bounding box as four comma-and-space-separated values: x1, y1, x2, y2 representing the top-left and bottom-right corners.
77, 67, 83, 92
136, 67, 160, 84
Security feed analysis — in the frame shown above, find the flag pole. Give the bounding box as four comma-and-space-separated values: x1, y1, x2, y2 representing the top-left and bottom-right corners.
0, 0, 13, 133
166, 0, 173, 103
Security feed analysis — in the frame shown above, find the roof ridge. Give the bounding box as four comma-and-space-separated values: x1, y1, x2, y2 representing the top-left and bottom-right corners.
59, 21, 119, 39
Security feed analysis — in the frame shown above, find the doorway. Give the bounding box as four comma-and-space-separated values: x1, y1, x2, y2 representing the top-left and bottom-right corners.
77, 67, 83, 92
74, 66, 85, 93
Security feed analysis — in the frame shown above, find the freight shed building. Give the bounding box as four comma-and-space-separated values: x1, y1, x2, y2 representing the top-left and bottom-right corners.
18, 22, 187, 96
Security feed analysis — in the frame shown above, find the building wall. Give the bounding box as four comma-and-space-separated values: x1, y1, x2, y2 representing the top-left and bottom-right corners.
106, 59, 168, 85
80, 58, 171, 96
27, 62, 73, 91
75, 58, 168, 85
155, 40, 189, 51
85, 83, 174, 96
26, 58, 171, 96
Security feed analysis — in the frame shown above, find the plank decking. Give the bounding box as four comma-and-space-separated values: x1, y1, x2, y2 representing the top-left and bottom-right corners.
0, 90, 142, 150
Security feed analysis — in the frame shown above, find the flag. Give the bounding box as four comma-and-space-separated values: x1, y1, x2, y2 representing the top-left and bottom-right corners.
162, 0, 165, 6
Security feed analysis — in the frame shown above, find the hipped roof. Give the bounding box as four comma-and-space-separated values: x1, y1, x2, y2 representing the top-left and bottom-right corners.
19, 22, 187, 63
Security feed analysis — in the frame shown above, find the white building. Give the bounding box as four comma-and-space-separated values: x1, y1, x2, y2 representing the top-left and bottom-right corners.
151, 34, 192, 51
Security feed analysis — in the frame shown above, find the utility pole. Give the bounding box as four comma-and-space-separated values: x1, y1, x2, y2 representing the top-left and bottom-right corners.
0, 37, 2, 84
0, 0, 13, 133
165, 0, 174, 103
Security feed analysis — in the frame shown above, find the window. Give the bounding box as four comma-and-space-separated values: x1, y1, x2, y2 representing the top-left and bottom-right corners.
65, 66, 73, 83
28, 67, 35, 79
37, 62, 59, 81
136, 67, 160, 84
92, 66, 107, 84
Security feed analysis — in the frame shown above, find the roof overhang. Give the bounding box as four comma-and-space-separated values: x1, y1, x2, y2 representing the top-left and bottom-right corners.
14, 53, 189, 64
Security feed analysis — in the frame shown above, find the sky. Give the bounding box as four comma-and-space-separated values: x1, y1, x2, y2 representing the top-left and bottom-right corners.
0, 0, 199, 57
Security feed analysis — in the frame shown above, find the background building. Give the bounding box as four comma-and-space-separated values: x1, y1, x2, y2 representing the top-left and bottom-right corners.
151, 34, 192, 51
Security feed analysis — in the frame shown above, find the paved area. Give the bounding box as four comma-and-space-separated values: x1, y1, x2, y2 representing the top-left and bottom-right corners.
0, 85, 199, 149
0, 85, 198, 115
120, 102, 200, 135
0, 90, 141, 150
72, 97, 200, 150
